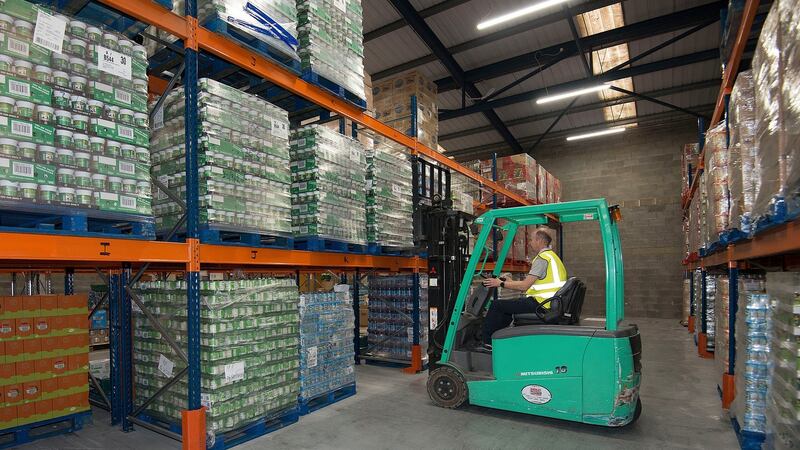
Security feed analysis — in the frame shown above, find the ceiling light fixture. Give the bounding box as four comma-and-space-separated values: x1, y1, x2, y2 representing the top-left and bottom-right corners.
566, 127, 626, 141
477, 0, 569, 30
536, 84, 611, 104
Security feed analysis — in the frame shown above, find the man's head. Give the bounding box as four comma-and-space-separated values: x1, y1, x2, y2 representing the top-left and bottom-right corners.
530, 227, 553, 254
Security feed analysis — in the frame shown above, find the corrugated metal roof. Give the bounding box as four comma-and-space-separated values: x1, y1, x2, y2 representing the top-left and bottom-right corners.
362, 0, 724, 155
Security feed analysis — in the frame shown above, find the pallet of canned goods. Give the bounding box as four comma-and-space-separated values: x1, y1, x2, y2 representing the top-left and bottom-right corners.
0, 0, 153, 235
149, 78, 293, 244
132, 276, 301, 436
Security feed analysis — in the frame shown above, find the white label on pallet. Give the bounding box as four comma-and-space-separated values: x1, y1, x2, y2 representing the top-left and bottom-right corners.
33, 9, 67, 54
201, 393, 213, 413
158, 354, 174, 377
428, 277, 437, 287
271, 119, 288, 139
152, 105, 164, 130
224, 361, 245, 383
430, 307, 438, 330
97, 45, 132, 80
307, 346, 318, 368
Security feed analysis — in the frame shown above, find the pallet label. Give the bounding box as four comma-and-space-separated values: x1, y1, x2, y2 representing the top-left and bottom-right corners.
97, 45, 131, 80
224, 361, 245, 383
157, 354, 174, 378
32, 9, 66, 54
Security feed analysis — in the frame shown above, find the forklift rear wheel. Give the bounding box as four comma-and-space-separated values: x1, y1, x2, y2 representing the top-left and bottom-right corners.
427, 366, 468, 409
628, 398, 642, 426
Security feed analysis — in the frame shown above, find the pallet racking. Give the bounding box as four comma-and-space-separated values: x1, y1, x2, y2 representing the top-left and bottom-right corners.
680, 1, 800, 446
0, 0, 545, 447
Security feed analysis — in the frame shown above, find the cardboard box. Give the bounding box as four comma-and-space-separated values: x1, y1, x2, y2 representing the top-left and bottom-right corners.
15, 317, 33, 338
51, 357, 67, 375
34, 316, 49, 335
4, 384, 21, 405
0, 317, 13, 339
57, 373, 85, 392
22, 380, 40, 401
2, 296, 21, 318
39, 295, 59, 315
4, 340, 23, 362
15, 402, 36, 425
68, 354, 88, 373
0, 405, 16, 430
58, 294, 87, 314
40, 377, 58, 396
20, 296, 39, 315
14, 360, 34, 380
34, 399, 51, 417
22, 336, 41, 359
0, 363, 14, 385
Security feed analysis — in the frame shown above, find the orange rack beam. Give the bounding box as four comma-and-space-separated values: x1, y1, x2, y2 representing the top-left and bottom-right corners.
0, 232, 188, 266
687, 218, 800, 268
200, 245, 426, 271
97, 0, 531, 207
0, 231, 427, 271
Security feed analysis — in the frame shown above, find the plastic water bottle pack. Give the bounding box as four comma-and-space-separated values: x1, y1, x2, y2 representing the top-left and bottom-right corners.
298, 285, 356, 401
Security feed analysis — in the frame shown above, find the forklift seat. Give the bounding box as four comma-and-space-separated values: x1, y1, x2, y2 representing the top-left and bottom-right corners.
512, 277, 586, 326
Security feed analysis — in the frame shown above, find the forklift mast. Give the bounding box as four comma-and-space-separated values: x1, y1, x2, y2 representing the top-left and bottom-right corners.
411, 157, 475, 366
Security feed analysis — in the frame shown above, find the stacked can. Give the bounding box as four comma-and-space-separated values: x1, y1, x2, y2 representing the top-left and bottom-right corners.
149, 78, 292, 236
132, 277, 300, 435
290, 125, 366, 245
296, 0, 365, 98
366, 138, 413, 249
0, 0, 151, 216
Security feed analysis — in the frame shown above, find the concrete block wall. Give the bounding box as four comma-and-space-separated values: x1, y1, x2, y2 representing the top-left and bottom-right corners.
534, 122, 697, 319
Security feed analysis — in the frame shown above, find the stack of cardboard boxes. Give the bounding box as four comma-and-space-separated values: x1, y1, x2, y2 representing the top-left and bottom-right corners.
0, 294, 90, 430
372, 71, 438, 150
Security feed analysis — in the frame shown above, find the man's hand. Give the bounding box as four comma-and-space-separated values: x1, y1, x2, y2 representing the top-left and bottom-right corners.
482, 277, 502, 288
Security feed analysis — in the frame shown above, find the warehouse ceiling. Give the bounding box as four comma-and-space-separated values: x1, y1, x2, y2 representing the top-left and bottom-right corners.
362, 0, 732, 162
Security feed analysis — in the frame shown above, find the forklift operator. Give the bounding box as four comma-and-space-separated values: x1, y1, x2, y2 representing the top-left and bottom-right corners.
480, 228, 567, 350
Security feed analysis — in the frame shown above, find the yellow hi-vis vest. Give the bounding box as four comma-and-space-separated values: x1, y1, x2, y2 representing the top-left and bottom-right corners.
525, 249, 567, 307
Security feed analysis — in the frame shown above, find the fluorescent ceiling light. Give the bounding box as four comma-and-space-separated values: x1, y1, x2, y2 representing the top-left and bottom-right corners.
566, 127, 626, 141
536, 84, 611, 104
477, 0, 569, 30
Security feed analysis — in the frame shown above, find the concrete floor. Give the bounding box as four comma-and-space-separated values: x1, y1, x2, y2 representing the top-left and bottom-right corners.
31, 318, 738, 450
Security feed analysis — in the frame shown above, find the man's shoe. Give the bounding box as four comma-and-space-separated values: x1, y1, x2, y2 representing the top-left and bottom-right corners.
475, 343, 492, 353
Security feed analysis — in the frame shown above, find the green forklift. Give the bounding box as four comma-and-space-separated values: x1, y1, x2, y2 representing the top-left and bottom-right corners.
425, 199, 642, 427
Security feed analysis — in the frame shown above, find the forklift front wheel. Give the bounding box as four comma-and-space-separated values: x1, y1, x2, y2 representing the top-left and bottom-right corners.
427, 366, 468, 409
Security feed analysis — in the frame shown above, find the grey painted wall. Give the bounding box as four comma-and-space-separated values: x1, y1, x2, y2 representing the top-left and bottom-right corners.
534, 122, 696, 319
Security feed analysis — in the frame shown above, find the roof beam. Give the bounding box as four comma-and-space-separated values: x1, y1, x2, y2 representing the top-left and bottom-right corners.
364, 0, 471, 43
388, 0, 524, 153
450, 106, 715, 161
435, 1, 724, 92
372, 0, 621, 81
438, 79, 719, 142
439, 48, 721, 121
